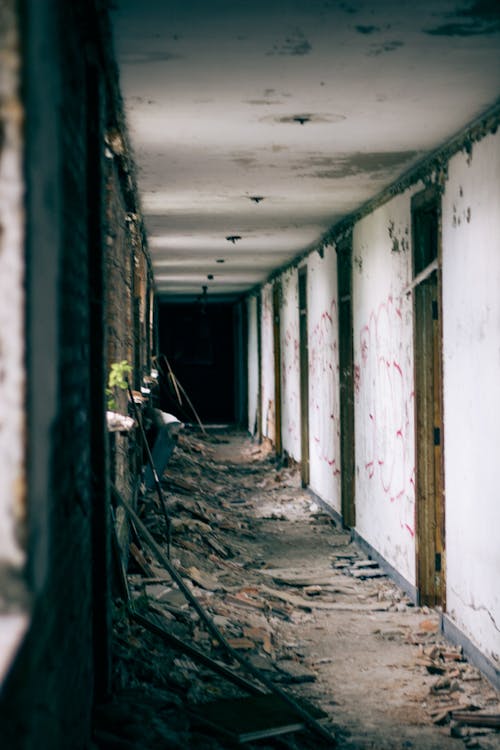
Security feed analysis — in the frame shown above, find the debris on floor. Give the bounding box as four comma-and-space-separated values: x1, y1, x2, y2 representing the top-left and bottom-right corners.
94, 428, 500, 750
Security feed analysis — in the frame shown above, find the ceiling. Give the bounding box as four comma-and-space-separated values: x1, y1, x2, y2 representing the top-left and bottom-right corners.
112, 0, 500, 300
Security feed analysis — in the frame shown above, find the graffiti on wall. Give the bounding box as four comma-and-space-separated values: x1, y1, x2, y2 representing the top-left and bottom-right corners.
356, 293, 415, 536
282, 321, 300, 439
309, 298, 341, 477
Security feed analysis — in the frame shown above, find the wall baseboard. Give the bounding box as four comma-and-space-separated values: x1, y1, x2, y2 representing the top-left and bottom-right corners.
308, 489, 418, 603
441, 614, 500, 692
307, 489, 500, 691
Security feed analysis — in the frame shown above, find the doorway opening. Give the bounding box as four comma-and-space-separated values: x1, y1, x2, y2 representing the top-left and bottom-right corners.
298, 267, 310, 487
157, 301, 237, 425
337, 236, 356, 528
412, 187, 445, 608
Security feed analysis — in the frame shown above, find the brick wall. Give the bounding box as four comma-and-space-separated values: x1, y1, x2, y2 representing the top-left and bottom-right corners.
0, 1, 154, 748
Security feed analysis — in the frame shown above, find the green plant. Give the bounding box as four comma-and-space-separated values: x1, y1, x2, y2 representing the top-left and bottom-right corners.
106, 360, 132, 411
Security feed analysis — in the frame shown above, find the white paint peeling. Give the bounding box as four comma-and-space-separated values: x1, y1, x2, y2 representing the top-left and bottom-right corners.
442, 131, 500, 662
306, 245, 341, 510
280, 268, 301, 462
352, 193, 416, 584
260, 284, 275, 442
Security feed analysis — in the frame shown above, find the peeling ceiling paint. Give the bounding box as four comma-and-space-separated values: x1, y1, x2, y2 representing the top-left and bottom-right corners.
112, 0, 500, 298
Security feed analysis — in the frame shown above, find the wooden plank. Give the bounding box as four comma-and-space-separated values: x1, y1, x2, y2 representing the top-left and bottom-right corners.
451, 711, 500, 728
190, 693, 327, 743
298, 267, 309, 488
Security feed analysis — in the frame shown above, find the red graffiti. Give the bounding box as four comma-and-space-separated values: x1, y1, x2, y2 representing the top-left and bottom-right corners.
356, 293, 415, 536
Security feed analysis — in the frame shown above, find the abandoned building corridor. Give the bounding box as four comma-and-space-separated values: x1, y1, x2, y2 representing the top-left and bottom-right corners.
1, 1, 500, 748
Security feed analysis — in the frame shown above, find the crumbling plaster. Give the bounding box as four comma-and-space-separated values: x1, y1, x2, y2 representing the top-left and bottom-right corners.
306, 244, 341, 511
352, 191, 416, 586
279, 268, 301, 463
441, 131, 500, 664
260, 283, 275, 443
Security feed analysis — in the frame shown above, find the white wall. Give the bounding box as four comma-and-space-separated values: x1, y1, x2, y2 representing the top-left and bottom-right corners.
260, 283, 275, 441
0, 0, 29, 682
280, 268, 301, 462
246, 295, 259, 435
352, 193, 416, 584
0, 4, 26, 572
442, 131, 500, 663
306, 245, 341, 511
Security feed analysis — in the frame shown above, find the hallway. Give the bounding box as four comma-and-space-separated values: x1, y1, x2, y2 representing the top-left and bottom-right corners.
1, 1, 500, 748
96, 429, 500, 749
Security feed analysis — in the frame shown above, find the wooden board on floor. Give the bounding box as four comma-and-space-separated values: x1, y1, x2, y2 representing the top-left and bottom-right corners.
190, 693, 327, 743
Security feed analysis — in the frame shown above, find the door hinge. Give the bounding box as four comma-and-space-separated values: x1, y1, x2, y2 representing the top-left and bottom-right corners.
435, 552, 442, 572
432, 300, 439, 320
434, 427, 441, 446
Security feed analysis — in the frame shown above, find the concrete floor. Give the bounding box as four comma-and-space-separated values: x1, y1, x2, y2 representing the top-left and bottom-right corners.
96, 430, 500, 749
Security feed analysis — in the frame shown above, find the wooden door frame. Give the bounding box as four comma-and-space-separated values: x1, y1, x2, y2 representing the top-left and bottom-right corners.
272, 281, 283, 455
298, 267, 310, 487
337, 236, 356, 528
256, 294, 263, 442
412, 186, 446, 608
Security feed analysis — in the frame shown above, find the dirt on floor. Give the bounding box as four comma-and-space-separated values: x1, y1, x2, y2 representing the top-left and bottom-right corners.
93, 428, 500, 750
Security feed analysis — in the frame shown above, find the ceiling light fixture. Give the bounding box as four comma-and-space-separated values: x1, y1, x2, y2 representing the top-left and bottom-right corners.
293, 115, 310, 125
216, 259, 225, 263
207, 274, 214, 280
248, 195, 264, 203
226, 235, 242, 244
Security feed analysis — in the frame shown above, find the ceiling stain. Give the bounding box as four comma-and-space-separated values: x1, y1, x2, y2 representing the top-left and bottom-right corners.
245, 99, 282, 106
260, 113, 346, 125
339, 2, 359, 14
122, 51, 181, 64
230, 152, 258, 169
267, 28, 312, 56
424, 0, 500, 36
355, 25, 380, 34
367, 40, 404, 56
294, 151, 421, 180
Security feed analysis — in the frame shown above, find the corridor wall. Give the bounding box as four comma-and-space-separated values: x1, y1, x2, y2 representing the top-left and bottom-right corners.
441, 131, 500, 668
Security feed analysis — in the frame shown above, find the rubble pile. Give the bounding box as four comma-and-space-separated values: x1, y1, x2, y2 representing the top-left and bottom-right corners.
93, 429, 500, 750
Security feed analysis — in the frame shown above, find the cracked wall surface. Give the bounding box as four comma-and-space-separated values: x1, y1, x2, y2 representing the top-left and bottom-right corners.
442, 130, 500, 664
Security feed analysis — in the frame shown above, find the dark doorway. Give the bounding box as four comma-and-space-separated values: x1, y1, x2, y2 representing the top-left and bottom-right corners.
412, 187, 445, 608
158, 302, 236, 424
298, 267, 310, 487
337, 236, 356, 528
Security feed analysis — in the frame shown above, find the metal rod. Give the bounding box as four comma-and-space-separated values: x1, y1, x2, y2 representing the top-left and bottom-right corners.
125, 381, 171, 557
115, 488, 337, 746
403, 258, 439, 295
160, 354, 207, 436
130, 610, 266, 696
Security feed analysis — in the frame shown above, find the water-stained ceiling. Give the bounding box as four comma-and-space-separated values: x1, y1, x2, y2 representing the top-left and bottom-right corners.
112, 0, 500, 299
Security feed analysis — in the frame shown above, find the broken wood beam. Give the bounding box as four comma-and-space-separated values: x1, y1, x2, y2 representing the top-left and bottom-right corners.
450, 711, 500, 729
115, 489, 337, 747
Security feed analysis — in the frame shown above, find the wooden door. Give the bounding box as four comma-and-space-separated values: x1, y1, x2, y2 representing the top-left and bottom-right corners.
412, 188, 445, 607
